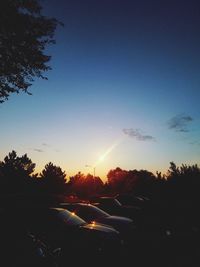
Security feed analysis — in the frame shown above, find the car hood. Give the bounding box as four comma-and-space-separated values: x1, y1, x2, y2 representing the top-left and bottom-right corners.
97, 216, 135, 232
107, 215, 133, 223
81, 223, 119, 234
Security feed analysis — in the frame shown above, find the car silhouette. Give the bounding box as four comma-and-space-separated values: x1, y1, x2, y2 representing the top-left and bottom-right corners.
1, 207, 123, 265
58, 202, 136, 245
116, 193, 149, 208
90, 196, 141, 220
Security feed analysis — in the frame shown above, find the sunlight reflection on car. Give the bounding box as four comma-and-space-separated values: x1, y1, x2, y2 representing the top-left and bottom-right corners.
58, 202, 136, 245
1, 207, 123, 265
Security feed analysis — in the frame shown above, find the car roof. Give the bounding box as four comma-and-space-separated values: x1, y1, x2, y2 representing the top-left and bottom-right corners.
60, 202, 89, 207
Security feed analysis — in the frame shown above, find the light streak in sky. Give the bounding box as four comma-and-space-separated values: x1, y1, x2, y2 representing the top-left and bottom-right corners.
94, 137, 125, 167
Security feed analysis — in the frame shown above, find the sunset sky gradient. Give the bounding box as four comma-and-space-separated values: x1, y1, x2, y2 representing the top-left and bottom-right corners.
1, 0, 200, 181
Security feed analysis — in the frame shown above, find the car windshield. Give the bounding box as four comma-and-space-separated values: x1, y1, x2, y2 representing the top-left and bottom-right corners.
79, 205, 110, 221
114, 199, 122, 206
57, 209, 86, 226
100, 198, 122, 207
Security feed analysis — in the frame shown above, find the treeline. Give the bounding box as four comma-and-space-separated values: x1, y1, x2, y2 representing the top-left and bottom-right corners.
0, 151, 200, 205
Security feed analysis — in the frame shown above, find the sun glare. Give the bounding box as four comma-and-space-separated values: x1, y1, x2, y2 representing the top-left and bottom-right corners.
95, 139, 123, 167
99, 154, 106, 162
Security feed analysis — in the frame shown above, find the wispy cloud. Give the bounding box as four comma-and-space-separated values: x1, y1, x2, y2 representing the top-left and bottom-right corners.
189, 141, 200, 146
168, 114, 193, 132
123, 128, 155, 141
42, 143, 50, 147
32, 143, 60, 153
33, 148, 44, 153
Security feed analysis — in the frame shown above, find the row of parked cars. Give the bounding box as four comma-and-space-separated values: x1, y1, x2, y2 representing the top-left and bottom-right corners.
0, 195, 135, 267
1, 194, 199, 267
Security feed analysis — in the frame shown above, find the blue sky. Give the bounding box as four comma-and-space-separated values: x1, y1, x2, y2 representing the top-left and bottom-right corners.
0, 0, 200, 181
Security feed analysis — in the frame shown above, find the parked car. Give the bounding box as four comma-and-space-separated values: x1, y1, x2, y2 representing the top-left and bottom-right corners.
58, 202, 136, 245
1, 207, 123, 265
90, 196, 141, 220
116, 194, 149, 208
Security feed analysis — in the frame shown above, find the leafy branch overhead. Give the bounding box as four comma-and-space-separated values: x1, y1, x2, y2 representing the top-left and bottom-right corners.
0, 0, 62, 103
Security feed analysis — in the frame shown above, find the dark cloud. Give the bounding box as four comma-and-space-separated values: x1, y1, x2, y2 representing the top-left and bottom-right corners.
123, 128, 155, 141
33, 148, 44, 153
168, 114, 193, 132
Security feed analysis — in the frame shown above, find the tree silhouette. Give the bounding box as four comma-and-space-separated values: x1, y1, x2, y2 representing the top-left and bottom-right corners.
0, 150, 36, 193
40, 162, 66, 194
68, 172, 104, 198
130, 170, 157, 197
166, 161, 200, 205
82, 174, 104, 198
0, 0, 61, 103
107, 167, 128, 194
68, 171, 85, 187
106, 167, 160, 198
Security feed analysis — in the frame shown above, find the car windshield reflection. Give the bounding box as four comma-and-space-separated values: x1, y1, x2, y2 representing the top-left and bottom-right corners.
57, 210, 86, 226
77, 205, 110, 221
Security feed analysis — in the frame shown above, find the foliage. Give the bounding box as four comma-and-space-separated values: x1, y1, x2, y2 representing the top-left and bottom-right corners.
68, 172, 104, 198
0, 150, 35, 177
0, 0, 60, 102
166, 162, 200, 203
107, 167, 157, 196
0, 150, 200, 202
167, 161, 200, 179
40, 162, 66, 193
0, 150, 36, 193
107, 167, 128, 193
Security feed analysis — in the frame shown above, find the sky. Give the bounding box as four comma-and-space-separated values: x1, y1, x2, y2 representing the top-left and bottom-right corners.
0, 0, 200, 181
